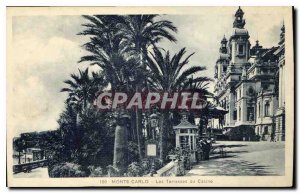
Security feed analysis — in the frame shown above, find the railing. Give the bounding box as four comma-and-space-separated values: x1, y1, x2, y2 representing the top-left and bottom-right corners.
153, 160, 185, 177
13, 159, 48, 174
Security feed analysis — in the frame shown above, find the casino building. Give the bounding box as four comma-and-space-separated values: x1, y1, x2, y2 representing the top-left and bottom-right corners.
213, 7, 285, 141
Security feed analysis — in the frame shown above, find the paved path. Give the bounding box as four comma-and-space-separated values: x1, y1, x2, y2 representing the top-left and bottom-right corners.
14, 167, 49, 178
186, 141, 285, 176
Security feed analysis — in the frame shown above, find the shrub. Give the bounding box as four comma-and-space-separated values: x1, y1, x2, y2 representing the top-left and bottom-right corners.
106, 165, 120, 177
49, 162, 87, 177
126, 158, 164, 177
127, 162, 143, 177
128, 141, 139, 163
88, 166, 104, 177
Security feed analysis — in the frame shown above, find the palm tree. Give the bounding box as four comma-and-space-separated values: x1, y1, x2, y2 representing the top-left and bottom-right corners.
117, 15, 178, 160
61, 68, 106, 126
57, 102, 78, 160
78, 15, 136, 91
78, 15, 136, 175
146, 47, 212, 162
118, 15, 177, 63
61, 68, 106, 157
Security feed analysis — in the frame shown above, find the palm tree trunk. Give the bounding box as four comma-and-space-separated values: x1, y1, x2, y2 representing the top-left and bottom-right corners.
134, 47, 146, 161
113, 115, 128, 176
160, 111, 170, 163
75, 113, 82, 149
136, 46, 144, 161
130, 110, 137, 141
76, 113, 81, 129
136, 107, 143, 161
18, 151, 21, 165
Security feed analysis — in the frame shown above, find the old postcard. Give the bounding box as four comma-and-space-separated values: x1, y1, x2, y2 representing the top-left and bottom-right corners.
7, 6, 294, 187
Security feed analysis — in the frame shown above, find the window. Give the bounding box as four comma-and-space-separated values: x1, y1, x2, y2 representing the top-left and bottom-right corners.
239, 106, 241, 121
264, 126, 268, 134
265, 101, 270, 116
233, 109, 237, 120
248, 87, 254, 96
234, 91, 237, 102
247, 107, 254, 121
238, 44, 244, 55
223, 66, 227, 72
258, 102, 261, 117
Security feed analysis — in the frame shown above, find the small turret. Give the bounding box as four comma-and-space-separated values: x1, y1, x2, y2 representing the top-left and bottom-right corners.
250, 40, 263, 56
219, 35, 228, 54
279, 22, 285, 45
233, 6, 246, 28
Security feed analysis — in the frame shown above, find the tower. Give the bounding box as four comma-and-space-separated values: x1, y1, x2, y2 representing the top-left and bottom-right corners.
220, 35, 228, 54
229, 6, 251, 64
279, 22, 285, 45
215, 35, 230, 79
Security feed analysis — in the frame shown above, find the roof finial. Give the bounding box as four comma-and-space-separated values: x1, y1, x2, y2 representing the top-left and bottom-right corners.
233, 6, 245, 28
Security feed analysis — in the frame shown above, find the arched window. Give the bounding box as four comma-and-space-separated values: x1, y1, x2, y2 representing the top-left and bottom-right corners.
248, 87, 255, 96
264, 101, 270, 116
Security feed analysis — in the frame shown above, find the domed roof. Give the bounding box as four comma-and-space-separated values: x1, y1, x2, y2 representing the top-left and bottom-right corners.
221, 35, 227, 43
235, 6, 244, 16
232, 28, 249, 36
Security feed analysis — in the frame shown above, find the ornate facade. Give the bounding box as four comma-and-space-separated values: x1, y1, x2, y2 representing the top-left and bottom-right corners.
214, 7, 285, 141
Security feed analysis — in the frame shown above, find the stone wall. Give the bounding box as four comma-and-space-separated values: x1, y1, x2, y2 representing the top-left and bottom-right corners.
154, 160, 185, 177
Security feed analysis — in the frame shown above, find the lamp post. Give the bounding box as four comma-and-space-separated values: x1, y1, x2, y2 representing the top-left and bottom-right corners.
150, 112, 159, 139
147, 112, 159, 176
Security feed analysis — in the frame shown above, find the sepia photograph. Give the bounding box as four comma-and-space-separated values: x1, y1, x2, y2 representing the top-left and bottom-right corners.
6, 6, 294, 187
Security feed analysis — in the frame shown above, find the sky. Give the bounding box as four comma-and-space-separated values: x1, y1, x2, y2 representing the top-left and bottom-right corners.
9, 7, 287, 136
